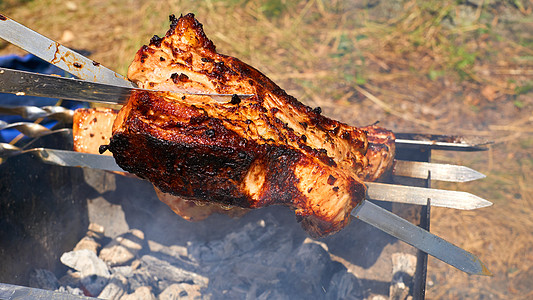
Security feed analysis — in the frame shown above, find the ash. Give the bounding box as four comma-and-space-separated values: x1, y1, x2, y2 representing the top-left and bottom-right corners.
31, 217, 364, 299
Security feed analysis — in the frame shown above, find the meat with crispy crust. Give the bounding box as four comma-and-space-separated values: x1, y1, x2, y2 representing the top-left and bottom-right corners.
90, 13, 396, 237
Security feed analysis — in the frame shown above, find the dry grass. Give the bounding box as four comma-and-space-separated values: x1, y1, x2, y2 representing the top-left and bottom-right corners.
1, 0, 532, 298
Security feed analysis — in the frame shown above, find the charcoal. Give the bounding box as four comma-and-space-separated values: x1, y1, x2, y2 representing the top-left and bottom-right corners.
148, 240, 187, 258
87, 196, 129, 238
127, 268, 157, 292
158, 283, 203, 300
120, 286, 156, 300
82, 273, 112, 297
256, 289, 290, 300
187, 219, 281, 263
147, 240, 191, 267
88, 223, 106, 238
60, 250, 110, 277
56, 285, 85, 296
73, 236, 101, 254
100, 229, 146, 267
140, 255, 208, 287
389, 253, 416, 300
60, 249, 110, 296
325, 271, 364, 300
111, 265, 134, 278
58, 270, 81, 288
277, 242, 337, 298
28, 269, 59, 291
184, 217, 297, 299
98, 273, 128, 300
74, 223, 107, 254
131, 259, 141, 270
52, 213, 367, 299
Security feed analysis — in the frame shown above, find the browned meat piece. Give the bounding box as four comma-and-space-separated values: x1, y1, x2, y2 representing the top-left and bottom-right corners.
108, 90, 367, 237
104, 13, 374, 237
73, 110, 394, 226
73, 108, 117, 155
359, 125, 396, 182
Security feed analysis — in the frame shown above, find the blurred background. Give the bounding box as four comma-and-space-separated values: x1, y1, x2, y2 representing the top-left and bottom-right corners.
1, 0, 532, 298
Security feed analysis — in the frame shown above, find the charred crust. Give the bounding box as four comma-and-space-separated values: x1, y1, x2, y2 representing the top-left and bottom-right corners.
140, 54, 148, 63
109, 131, 256, 207
73, 62, 82, 68
327, 175, 337, 185
341, 131, 350, 140
170, 73, 179, 82
150, 35, 164, 47
170, 73, 190, 84
205, 129, 215, 138
230, 94, 241, 105
98, 144, 109, 154
168, 14, 180, 34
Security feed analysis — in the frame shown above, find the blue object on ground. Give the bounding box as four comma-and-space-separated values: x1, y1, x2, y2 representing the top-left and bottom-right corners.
0, 54, 88, 143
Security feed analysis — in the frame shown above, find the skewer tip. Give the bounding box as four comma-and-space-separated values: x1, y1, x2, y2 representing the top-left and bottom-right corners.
473, 257, 493, 276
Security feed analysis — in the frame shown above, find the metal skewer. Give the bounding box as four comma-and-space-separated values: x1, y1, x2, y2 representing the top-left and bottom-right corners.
0, 14, 134, 87
352, 201, 492, 275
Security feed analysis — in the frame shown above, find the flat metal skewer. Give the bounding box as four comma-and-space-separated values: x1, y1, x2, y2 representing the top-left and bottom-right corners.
393, 160, 486, 182
352, 201, 492, 275
366, 182, 492, 210
0, 14, 134, 87
0, 67, 253, 105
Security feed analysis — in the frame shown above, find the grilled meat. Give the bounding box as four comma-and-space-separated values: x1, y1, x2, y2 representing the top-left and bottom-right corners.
108, 89, 366, 237
80, 13, 395, 237
73, 112, 394, 226
359, 125, 395, 182
73, 108, 117, 155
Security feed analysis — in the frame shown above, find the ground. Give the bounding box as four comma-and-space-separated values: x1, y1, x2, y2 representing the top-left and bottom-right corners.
1, 0, 532, 298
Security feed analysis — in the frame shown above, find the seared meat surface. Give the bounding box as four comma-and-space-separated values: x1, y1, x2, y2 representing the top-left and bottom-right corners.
73, 110, 394, 226
99, 13, 394, 237
109, 90, 366, 237
359, 125, 396, 182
